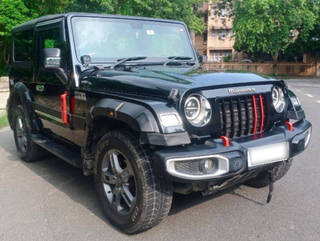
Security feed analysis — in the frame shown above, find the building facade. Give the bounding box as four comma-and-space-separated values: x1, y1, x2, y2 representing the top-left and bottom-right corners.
194, 1, 236, 63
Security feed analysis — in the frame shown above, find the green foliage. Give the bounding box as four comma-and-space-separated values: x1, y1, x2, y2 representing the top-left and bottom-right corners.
233, 0, 316, 62
286, 0, 320, 57
0, 0, 34, 70
223, 54, 231, 62
0, 111, 8, 129
67, 0, 206, 34
0, 0, 32, 38
0, 0, 206, 74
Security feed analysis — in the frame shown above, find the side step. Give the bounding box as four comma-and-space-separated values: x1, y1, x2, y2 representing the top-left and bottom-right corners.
32, 134, 82, 168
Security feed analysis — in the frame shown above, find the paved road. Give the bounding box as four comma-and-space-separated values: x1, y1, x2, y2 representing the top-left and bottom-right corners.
0, 79, 319, 241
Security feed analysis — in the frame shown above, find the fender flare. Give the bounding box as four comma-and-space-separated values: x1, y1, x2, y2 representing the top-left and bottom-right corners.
7, 82, 41, 132
90, 98, 160, 133
84, 98, 160, 151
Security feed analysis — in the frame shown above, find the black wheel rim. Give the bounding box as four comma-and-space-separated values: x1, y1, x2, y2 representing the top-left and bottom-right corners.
101, 149, 137, 215
15, 115, 28, 154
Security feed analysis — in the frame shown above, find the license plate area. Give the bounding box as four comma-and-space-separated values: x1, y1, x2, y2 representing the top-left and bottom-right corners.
247, 142, 289, 168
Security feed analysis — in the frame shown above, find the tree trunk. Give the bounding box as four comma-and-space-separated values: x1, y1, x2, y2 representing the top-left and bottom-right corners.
272, 52, 279, 63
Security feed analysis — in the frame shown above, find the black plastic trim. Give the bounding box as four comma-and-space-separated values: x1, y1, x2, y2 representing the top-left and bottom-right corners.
140, 132, 191, 146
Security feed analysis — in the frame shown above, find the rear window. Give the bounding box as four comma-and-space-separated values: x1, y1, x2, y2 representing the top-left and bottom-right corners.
14, 30, 33, 62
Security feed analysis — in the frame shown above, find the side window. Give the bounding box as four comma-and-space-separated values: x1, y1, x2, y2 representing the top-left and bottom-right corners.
38, 27, 66, 70
37, 26, 66, 85
38, 28, 63, 50
14, 30, 33, 62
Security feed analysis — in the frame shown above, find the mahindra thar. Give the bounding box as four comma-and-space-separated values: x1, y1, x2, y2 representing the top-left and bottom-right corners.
7, 13, 312, 233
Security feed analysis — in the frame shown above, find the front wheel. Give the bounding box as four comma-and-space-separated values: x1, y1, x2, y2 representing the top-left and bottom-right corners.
94, 130, 172, 234
13, 105, 46, 162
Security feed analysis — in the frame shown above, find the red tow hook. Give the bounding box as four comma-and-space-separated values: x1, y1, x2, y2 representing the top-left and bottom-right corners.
285, 121, 294, 132
220, 136, 230, 147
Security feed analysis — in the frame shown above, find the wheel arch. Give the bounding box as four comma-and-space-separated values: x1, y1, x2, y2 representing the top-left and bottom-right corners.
84, 98, 160, 154
7, 82, 42, 132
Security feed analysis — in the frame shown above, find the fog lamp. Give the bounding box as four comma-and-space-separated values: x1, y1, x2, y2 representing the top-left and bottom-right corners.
200, 159, 216, 173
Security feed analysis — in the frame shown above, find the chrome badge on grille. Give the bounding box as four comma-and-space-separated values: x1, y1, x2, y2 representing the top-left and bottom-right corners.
228, 87, 256, 94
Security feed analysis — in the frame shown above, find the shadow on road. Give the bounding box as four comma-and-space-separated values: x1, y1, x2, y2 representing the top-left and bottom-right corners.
0, 128, 266, 233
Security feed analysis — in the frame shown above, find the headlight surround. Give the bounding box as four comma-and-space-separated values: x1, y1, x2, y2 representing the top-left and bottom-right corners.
184, 94, 212, 127
272, 86, 286, 113
288, 89, 302, 110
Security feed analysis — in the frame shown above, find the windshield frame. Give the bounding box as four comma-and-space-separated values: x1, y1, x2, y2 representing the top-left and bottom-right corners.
69, 16, 197, 65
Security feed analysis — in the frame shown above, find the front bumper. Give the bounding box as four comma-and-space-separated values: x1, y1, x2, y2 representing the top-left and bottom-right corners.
152, 119, 312, 183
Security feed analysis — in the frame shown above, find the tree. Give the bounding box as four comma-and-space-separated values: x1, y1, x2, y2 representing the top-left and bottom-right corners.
0, 0, 67, 74
67, 0, 206, 34
24, 0, 68, 15
0, 0, 32, 71
286, 0, 320, 59
0, 0, 206, 75
232, 0, 316, 62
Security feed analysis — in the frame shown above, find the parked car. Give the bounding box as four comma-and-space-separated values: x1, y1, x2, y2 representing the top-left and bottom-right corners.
7, 13, 312, 234
241, 58, 253, 63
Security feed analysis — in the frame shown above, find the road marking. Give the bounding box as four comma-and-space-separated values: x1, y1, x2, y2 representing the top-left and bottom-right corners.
317, 100, 320, 104
305, 93, 314, 98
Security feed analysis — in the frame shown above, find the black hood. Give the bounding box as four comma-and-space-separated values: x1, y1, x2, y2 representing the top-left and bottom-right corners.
86, 68, 278, 100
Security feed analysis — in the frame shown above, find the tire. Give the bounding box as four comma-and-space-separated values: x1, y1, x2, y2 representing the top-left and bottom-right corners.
94, 130, 172, 234
13, 105, 46, 162
245, 159, 293, 188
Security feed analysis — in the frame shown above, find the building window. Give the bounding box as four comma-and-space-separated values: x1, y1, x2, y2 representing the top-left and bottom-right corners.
218, 30, 227, 40
229, 30, 234, 38
221, 8, 227, 19
210, 50, 232, 62
211, 9, 217, 18
211, 30, 216, 39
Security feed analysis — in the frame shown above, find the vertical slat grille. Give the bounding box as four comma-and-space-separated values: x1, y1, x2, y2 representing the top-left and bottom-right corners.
218, 94, 267, 138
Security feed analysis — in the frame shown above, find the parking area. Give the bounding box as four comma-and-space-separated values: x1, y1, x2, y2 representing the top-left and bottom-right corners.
0, 78, 319, 241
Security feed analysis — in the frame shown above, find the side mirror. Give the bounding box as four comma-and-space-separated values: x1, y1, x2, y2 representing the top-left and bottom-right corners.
195, 49, 203, 64
41, 48, 68, 85
42, 48, 61, 69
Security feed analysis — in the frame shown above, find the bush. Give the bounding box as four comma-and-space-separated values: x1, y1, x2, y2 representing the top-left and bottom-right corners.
223, 55, 232, 62
0, 64, 9, 76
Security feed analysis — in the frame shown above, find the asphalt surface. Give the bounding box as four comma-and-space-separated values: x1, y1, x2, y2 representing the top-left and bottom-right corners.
0, 78, 319, 241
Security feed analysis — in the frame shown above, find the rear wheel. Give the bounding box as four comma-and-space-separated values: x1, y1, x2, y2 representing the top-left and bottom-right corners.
245, 159, 293, 188
94, 130, 172, 234
13, 105, 46, 162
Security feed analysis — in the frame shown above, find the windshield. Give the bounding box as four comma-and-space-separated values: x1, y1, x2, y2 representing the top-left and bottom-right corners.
71, 17, 195, 63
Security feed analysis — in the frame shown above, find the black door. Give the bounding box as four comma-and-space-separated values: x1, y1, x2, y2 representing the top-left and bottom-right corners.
33, 21, 73, 141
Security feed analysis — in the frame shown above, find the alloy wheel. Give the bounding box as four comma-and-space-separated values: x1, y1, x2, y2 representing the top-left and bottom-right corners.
15, 116, 28, 154
101, 149, 137, 215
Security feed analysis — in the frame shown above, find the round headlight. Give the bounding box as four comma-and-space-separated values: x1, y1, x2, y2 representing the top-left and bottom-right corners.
184, 95, 212, 127
272, 86, 286, 113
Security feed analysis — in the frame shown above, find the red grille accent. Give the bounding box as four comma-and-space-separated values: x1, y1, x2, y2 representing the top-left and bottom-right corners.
252, 95, 258, 135
259, 94, 265, 133
218, 94, 267, 138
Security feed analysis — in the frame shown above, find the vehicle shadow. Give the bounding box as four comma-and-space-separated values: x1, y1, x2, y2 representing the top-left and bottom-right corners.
0, 128, 265, 233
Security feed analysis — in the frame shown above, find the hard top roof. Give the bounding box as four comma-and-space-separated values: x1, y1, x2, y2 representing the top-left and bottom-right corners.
12, 12, 185, 33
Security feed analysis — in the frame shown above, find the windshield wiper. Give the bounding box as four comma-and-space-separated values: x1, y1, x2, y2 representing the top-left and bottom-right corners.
164, 56, 195, 66
167, 56, 193, 60
109, 56, 147, 69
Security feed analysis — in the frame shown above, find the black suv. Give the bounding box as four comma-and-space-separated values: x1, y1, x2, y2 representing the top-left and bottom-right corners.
7, 13, 312, 233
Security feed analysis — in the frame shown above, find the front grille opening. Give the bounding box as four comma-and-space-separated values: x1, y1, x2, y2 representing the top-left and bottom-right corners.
218, 94, 267, 138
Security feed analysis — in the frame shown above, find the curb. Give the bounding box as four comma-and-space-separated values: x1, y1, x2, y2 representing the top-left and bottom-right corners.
0, 76, 9, 83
